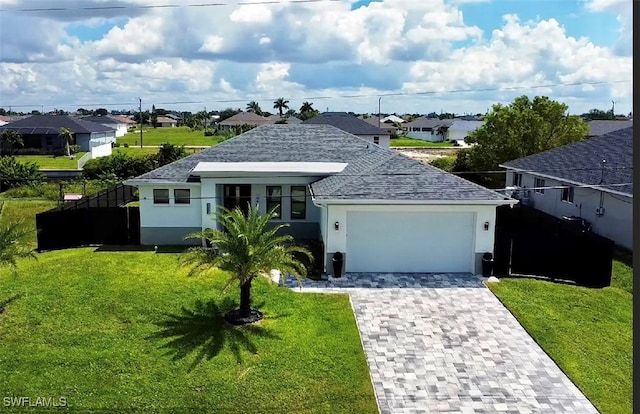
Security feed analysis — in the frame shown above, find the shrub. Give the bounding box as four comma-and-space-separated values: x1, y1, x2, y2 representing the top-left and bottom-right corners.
112, 142, 120, 148
0, 156, 45, 191
68, 145, 81, 154
429, 155, 457, 172
2, 179, 114, 200
82, 152, 157, 180
155, 143, 187, 166
123, 143, 129, 148
204, 130, 216, 136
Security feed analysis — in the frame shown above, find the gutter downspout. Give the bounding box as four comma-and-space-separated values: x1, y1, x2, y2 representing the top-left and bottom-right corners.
309, 185, 329, 276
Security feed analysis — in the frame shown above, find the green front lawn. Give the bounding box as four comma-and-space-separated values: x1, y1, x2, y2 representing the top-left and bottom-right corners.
0, 247, 377, 413
390, 138, 454, 147
0, 200, 57, 247
118, 127, 226, 147
14, 153, 88, 169
487, 261, 632, 414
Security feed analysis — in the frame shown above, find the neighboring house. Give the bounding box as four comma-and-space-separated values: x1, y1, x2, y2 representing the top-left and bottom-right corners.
217, 111, 273, 132
111, 115, 137, 130
303, 112, 391, 148
125, 124, 516, 275
0, 115, 116, 158
500, 126, 632, 251
380, 114, 406, 124
361, 116, 400, 136
447, 120, 485, 144
403, 117, 453, 142
586, 119, 632, 137
155, 116, 178, 128
80, 115, 129, 137
0, 115, 11, 126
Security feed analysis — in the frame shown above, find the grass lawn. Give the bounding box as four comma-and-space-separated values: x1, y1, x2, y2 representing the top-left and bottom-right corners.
390, 137, 454, 147
0, 200, 57, 248
113, 147, 204, 157
0, 247, 377, 413
14, 153, 88, 169
487, 259, 632, 414
118, 127, 226, 147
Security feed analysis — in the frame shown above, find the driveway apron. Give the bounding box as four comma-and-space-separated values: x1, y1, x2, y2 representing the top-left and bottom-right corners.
286, 273, 599, 414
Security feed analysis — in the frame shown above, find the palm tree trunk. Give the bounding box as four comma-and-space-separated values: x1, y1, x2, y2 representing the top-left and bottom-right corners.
239, 279, 252, 316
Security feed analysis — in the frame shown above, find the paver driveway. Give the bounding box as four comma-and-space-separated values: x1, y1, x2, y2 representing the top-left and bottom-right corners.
285, 273, 598, 414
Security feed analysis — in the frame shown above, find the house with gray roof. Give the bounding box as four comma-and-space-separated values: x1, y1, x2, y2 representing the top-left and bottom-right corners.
125, 124, 516, 275
217, 111, 273, 131
80, 115, 129, 137
586, 119, 632, 137
0, 115, 116, 158
500, 126, 632, 250
403, 117, 453, 142
303, 112, 391, 148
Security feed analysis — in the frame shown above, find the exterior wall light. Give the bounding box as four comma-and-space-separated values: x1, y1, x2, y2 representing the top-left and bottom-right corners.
484, 221, 490, 231
334, 221, 340, 231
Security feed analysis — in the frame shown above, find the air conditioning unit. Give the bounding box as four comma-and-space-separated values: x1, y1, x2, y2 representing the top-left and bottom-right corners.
505, 186, 528, 201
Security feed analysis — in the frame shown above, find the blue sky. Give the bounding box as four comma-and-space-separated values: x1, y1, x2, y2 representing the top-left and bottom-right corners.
0, 0, 632, 115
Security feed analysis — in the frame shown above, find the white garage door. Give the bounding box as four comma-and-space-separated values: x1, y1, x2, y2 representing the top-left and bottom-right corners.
346, 211, 475, 273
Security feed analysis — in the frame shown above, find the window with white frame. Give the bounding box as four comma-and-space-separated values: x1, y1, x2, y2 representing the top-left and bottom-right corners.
373, 136, 380, 145
561, 186, 574, 203
266, 186, 282, 219
290, 186, 306, 220
153, 189, 169, 204
174, 189, 190, 204
534, 178, 545, 194
512, 173, 523, 187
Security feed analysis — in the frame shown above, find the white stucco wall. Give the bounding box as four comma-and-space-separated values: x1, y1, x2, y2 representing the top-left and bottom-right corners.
321, 204, 497, 273
90, 141, 113, 158
507, 171, 632, 250
356, 134, 391, 148
138, 184, 203, 228
406, 129, 447, 142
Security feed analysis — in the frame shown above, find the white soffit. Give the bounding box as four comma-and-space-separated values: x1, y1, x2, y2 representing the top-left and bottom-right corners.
192, 162, 348, 176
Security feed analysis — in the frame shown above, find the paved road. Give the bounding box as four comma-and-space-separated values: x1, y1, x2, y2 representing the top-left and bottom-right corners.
286, 273, 598, 414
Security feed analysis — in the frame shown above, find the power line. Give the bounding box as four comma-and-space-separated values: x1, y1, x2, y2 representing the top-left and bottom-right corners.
0, 0, 346, 13
1, 79, 631, 110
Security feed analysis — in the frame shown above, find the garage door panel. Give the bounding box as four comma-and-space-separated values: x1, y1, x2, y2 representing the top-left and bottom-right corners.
346, 211, 474, 273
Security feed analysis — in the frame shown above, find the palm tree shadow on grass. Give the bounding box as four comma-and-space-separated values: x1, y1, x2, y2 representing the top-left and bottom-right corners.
147, 298, 281, 371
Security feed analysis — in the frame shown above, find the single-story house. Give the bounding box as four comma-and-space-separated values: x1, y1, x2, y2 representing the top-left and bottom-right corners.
403, 117, 453, 142
155, 116, 178, 128
360, 116, 400, 136
217, 111, 274, 132
125, 124, 516, 275
500, 126, 632, 251
80, 115, 129, 137
447, 120, 484, 144
586, 119, 632, 137
303, 112, 391, 148
380, 115, 406, 124
0, 115, 115, 158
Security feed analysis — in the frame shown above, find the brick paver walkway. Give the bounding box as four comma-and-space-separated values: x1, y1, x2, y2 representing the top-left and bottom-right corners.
285, 273, 598, 414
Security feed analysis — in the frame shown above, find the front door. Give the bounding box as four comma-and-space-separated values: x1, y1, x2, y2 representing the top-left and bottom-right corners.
223, 184, 251, 215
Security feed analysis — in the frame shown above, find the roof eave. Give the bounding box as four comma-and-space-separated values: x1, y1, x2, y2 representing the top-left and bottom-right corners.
310, 197, 518, 206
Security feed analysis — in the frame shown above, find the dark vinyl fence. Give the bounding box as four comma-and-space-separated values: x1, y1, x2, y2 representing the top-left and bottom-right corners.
493, 204, 614, 288
36, 184, 140, 251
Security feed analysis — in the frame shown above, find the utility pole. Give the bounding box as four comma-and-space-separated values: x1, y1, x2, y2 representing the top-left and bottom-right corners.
611, 101, 616, 119
378, 97, 381, 129
139, 98, 143, 148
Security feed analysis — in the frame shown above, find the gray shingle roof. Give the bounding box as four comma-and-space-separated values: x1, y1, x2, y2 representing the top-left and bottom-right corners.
587, 120, 633, 136
302, 112, 389, 136
219, 111, 272, 126
130, 124, 510, 202
501, 127, 633, 196
80, 115, 121, 125
0, 115, 115, 134
404, 117, 453, 129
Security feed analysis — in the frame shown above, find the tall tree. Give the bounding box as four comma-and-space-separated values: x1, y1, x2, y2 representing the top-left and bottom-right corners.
59, 127, 74, 157
465, 95, 589, 187
93, 108, 109, 116
180, 205, 312, 325
151, 104, 158, 128
300, 101, 314, 113
273, 98, 290, 118
246, 101, 262, 115
0, 130, 24, 155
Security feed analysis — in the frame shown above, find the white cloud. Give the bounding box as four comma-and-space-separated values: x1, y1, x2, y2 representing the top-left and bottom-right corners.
199, 36, 225, 53
229, 4, 273, 23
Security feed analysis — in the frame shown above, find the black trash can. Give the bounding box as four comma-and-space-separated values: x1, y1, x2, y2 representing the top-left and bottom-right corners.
481, 252, 494, 277
332, 252, 344, 278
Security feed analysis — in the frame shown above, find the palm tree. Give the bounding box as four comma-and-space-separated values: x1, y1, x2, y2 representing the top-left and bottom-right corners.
272, 98, 290, 118
0, 221, 36, 277
246, 101, 262, 115
180, 205, 312, 325
300, 101, 314, 113
59, 127, 74, 157
0, 130, 24, 155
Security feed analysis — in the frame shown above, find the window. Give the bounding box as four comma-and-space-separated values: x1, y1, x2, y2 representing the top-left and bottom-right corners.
534, 178, 545, 194
290, 186, 306, 220
266, 186, 282, 219
512, 173, 522, 187
153, 189, 169, 204
174, 189, 190, 204
421, 127, 430, 132
373, 136, 380, 145
561, 186, 574, 203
